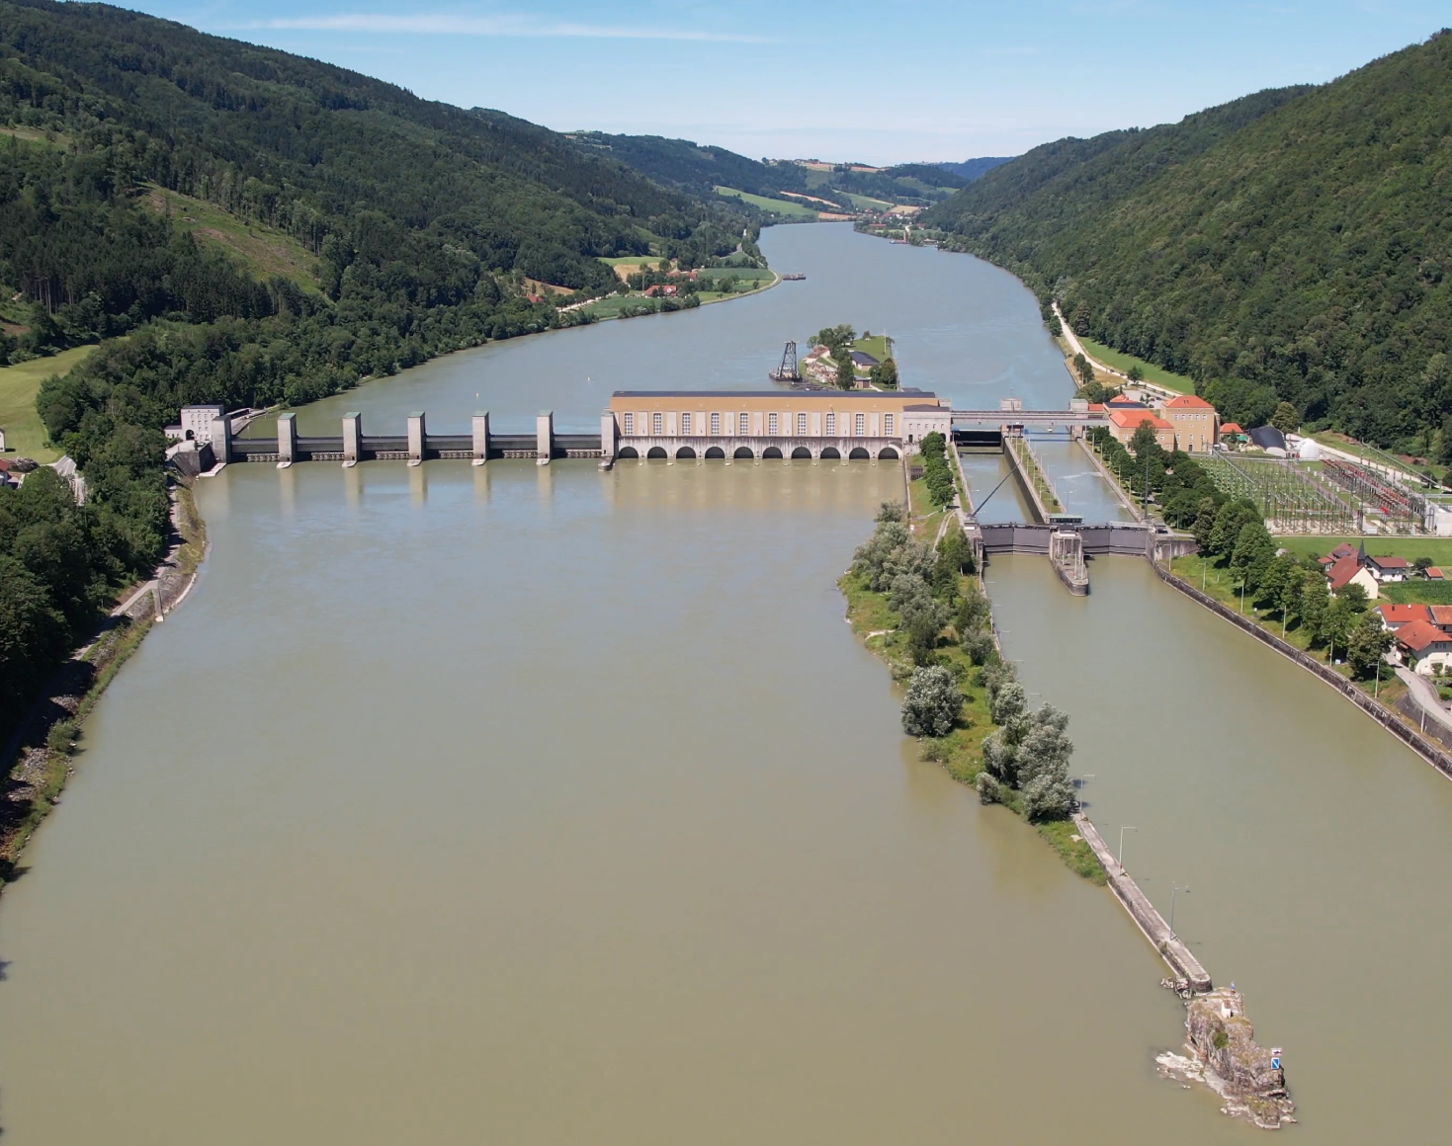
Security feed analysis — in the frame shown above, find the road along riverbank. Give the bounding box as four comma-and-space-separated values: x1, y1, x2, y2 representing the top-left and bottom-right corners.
1152, 562, 1452, 784
0, 482, 207, 890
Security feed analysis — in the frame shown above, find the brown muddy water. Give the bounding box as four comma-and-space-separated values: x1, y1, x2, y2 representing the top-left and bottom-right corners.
1, 225, 1448, 1141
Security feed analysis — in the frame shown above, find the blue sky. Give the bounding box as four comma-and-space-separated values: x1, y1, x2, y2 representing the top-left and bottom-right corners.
127, 1, 1447, 163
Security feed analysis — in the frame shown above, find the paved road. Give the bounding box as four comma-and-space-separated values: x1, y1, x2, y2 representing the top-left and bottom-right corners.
1395, 666, 1452, 734
1053, 303, 1180, 403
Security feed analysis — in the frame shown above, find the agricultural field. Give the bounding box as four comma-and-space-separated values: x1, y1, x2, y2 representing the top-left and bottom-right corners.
0, 343, 104, 462
714, 187, 820, 219
1275, 536, 1452, 565
843, 192, 894, 211
1077, 336, 1195, 394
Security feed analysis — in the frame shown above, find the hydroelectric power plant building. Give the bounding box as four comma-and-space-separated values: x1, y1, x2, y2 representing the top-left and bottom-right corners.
605, 389, 952, 461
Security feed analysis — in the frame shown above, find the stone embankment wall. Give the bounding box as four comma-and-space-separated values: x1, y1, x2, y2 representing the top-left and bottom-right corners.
1073, 814, 1213, 992
1151, 564, 1452, 783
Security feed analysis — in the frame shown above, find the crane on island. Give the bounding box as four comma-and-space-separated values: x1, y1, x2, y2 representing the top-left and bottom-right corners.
768, 340, 800, 383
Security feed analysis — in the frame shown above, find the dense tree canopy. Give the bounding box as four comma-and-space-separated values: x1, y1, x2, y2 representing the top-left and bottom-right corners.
924, 30, 1452, 452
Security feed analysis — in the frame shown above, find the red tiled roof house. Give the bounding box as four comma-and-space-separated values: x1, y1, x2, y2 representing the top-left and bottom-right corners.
1394, 619, 1452, 675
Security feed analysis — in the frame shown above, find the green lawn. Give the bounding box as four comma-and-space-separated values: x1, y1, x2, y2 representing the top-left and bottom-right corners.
852, 334, 892, 364
0, 344, 104, 461
597, 254, 663, 267
144, 185, 321, 292
694, 267, 774, 282
1274, 536, 1452, 565
844, 192, 894, 211
1078, 336, 1196, 394
714, 186, 820, 219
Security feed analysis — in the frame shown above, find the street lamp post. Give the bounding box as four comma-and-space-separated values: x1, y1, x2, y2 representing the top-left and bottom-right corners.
1170, 882, 1190, 934
1118, 826, 1138, 870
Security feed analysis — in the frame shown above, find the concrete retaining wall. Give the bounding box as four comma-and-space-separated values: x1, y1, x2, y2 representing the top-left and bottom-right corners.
1074, 814, 1213, 992
1151, 564, 1452, 783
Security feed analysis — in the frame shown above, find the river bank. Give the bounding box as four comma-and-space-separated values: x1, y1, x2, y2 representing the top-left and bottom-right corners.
0, 482, 207, 891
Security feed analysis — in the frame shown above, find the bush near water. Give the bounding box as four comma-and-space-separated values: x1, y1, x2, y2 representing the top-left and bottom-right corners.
844, 503, 1097, 876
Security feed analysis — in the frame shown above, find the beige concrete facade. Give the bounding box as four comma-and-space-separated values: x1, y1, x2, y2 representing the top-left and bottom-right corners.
1158, 395, 1218, 453
605, 389, 950, 461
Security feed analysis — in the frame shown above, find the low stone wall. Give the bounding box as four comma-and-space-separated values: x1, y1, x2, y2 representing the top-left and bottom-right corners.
1073, 814, 1213, 992
1151, 564, 1452, 783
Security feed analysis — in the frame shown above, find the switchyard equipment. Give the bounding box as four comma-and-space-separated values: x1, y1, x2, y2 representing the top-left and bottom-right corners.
1201, 456, 1357, 534
1321, 458, 1431, 533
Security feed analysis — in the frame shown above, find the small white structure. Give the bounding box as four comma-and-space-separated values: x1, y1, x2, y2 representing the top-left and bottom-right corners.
1296, 438, 1323, 461
0, 426, 6, 452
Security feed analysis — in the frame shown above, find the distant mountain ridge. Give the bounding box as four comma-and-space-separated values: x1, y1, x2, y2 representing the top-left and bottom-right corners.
923, 31, 1452, 451
569, 133, 967, 213
934, 157, 1013, 181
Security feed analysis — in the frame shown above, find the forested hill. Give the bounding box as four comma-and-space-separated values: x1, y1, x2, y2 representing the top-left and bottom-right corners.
570, 132, 967, 210
0, 0, 752, 738
934, 157, 1012, 182
923, 30, 1452, 452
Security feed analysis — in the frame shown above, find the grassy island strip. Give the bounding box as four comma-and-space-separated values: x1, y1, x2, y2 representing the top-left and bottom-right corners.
839, 484, 1102, 883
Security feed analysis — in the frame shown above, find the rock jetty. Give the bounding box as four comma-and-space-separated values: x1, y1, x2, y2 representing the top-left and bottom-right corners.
1161, 988, 1295, 1130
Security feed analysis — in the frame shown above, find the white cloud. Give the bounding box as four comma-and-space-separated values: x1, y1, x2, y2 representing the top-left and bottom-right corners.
241, 13, 774, 43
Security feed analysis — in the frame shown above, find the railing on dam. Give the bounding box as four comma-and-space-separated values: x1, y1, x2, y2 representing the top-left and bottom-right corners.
978, 522, 1163, 557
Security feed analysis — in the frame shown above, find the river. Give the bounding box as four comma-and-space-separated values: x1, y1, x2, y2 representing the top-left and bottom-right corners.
1, 224, 1448, 1141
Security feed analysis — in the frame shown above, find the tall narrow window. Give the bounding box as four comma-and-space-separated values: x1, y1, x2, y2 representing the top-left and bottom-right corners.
681, 412, 692, 435
826, 413, 836, 436
652, 412, 663, 436
796, 412, 807, 436
710, 412, 721, 435
623, 413, 634, 435
739, 412, 750, 435
854, 412, 865, 436
884, 414, 894, 437
768, 413, 779, 436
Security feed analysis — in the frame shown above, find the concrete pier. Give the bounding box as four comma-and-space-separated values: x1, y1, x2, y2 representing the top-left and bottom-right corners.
209, 414, 233, 465
599, 408, 617, 470
407, 412, 426, 467
1073, 813, 1213, 993
536, 410, 554, 465
343, 413, 362, 466
471, 412, 490, 465
1002, 432, 1062, 524
277, 413, 298, 468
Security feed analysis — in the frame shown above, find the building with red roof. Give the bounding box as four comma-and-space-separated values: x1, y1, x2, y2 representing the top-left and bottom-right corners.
1107, 409, 1175, 451
1158, 394, 1218, 453
1326, 552, 1379, 599
1377, 603, 1432, 630
1394, 618, 1452, 674
1363, 553, 1409, 582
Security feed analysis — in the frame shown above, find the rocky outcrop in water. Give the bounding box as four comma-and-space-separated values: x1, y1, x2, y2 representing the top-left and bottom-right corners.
1162, 988, 1294, 1130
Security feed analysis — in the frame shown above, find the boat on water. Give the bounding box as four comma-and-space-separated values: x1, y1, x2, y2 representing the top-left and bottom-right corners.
781, 273, 806, 281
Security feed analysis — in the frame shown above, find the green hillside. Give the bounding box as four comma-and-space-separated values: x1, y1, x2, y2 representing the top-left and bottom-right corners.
0, 0, 753, 741
573, 133, 964, 211
923, 31, 1452, 453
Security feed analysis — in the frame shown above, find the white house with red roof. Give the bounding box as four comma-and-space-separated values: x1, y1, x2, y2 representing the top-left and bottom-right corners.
1394, 618, 1452, 675
1158, 394, 1218, 453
